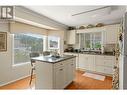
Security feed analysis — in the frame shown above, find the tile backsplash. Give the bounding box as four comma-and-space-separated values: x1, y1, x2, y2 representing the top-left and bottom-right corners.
104, 44, 116, 52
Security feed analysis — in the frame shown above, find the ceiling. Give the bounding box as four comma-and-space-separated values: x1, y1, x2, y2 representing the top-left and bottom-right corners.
24, 6, 126, 26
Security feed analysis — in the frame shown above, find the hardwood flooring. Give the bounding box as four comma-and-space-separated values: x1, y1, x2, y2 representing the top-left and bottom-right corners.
65, 70, 112, 89
0, 70, 112, 90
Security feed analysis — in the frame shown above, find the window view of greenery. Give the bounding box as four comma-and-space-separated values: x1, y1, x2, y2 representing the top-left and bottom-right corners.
84, 33, 101, 49
85, 33, 91, 49
14, 34, 43, 64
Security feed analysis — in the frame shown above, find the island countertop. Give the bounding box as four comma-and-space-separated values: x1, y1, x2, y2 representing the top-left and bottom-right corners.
31, 55, 76, 63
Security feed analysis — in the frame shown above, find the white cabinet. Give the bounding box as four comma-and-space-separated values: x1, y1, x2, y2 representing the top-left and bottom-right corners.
78, 54, 95, 71
77, 24, 119, 45
64, 52, 79, 68
53, 59, 75, 89
35, 58, 76, 89
78, 54, 115, 75
95, 55, 115, 75
54, 65, 65, 89
103, 24, 119, 44
79, 54, 88, 69
67, 30, 78, 44
54, 58, 76, 89
66, 59, 76, 84
35, 61, 53, 89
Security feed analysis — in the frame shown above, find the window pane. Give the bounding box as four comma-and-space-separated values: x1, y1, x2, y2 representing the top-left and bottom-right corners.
14, 34, 43, 64
82, 32, 101, 50
85, 33, 91, 48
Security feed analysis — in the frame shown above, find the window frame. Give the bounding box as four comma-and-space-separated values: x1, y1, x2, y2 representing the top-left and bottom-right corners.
12, 33, 45, 66
80, 32, 102, 49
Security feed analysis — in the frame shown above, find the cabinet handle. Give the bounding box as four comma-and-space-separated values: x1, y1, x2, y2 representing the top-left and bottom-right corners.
59, 69, 63, 71
71, 64, 73, 66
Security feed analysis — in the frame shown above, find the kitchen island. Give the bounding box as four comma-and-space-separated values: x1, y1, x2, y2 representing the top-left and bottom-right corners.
32, 55, 76, 89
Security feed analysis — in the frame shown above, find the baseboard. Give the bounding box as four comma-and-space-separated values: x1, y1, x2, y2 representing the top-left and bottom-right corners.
0, 75, 30, 87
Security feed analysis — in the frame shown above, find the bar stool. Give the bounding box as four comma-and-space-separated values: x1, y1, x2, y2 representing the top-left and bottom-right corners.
29, 52, 39, 86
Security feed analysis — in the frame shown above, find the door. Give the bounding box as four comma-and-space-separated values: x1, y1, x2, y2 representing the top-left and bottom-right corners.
54, 66, 65, 89
79, 54, 89, 70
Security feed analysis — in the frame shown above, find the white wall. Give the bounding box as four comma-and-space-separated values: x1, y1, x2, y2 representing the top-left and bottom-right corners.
47, 30, 66, 54
15, 6, 68, 31
0, 23, 31, 86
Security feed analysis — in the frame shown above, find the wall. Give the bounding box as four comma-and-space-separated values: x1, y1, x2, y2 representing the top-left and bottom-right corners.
15, 6, 68, 31
47, 30, 66, 54
0, 23, 32, 86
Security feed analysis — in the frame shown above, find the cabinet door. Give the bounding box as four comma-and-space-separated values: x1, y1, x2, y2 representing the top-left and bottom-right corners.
104, 66, 113, 75
104, 59, 114, 68
105, 25, 119, 44
79, 54, 89, 70
67, 59, 76, 83
67, 30, 76, 44
95, 65, 105, 74
54, 66, 65, 89
35, 61, 53, 89
104, 56, 115, 68
88, 55, 95, 71
95, 55, 105, 66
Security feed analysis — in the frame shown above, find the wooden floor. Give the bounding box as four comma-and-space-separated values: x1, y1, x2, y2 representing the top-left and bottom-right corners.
0, 70, 112, 90
65, 70, 112, 89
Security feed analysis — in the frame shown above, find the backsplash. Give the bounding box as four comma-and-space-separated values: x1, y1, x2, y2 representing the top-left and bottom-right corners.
104, 44, 116, 52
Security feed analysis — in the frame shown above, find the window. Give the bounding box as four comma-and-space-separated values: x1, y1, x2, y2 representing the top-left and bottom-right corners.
14, 33, 44, 65
80, 32, 101, 50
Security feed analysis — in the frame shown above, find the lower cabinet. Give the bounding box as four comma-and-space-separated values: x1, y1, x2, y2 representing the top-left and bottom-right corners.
35, 58, 76, 89
95, 55, 114, 75
95, 65, 113, 74
54, 65, 65, 89
54, 59, 75, 89
79, 54, 94, 71
78, 54, 115, 75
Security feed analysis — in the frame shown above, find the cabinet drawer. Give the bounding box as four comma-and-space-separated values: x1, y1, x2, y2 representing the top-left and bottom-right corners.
104, 56, 114, 60
95, 65, 113, 75
104, 60, 114, 67
54, 62, 64, 68
104, 66, 113, 75
95, 66, 105, 74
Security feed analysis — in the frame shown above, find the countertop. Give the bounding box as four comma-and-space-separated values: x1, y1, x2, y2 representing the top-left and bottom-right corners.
64, 51, 115, 56
31, 55, 76, 63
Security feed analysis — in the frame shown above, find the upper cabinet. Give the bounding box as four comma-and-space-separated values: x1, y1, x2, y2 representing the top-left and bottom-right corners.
77, 24, 119, 45
67, 30, 79, 44
103, 24, 119, 44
